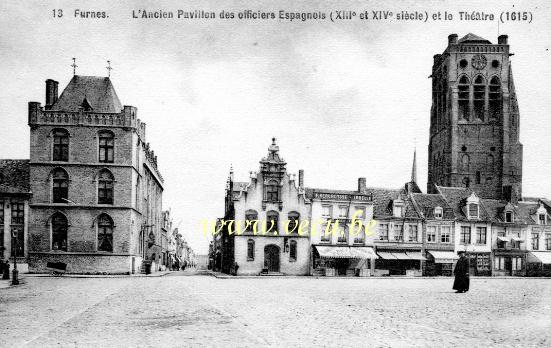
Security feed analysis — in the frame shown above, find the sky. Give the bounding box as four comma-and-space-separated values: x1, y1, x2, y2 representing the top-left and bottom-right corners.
1, 0, 551, 254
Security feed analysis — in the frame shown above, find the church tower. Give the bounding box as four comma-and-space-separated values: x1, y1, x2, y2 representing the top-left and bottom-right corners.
427, 33, 523, 202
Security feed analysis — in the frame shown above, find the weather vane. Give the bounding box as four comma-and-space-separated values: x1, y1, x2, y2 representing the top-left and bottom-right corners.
106, 60, 112, 77
71, 58, 78, 75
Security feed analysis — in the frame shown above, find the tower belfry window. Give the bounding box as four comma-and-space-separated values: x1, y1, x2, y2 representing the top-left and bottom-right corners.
473, 76, 486, 121
489, 77, 502, 120
458, 76, 470, 120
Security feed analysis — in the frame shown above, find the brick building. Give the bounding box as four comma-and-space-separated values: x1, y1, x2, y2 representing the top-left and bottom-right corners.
0, 160, 31, 262
27, 74, 164, 274
427, 33, 523, 202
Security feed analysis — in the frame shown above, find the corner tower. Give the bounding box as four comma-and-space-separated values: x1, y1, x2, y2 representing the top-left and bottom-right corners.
427, 33, 522, 202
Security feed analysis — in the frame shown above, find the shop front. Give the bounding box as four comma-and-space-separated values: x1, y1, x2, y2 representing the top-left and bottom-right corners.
466, 252, 492, 276
425, 250, 458, 276
312, 245, 377, 277
375, 249, 425, 276
526, 251, 551, 276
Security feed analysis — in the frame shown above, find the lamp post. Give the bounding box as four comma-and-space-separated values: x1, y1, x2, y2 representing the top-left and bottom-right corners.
11, 228, 19, 285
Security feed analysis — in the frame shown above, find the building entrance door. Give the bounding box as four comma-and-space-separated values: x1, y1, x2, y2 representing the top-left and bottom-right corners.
264, 245, 280, 272
504, 256, 512, 275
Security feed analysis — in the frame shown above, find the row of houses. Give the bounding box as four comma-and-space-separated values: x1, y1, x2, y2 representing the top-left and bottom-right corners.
0, 74, 195, 274
211, 140, 551, 277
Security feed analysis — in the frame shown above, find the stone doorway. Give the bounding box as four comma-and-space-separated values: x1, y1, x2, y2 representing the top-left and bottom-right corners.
264, 244, 280, 272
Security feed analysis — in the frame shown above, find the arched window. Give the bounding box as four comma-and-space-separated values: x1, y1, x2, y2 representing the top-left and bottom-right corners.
51, 212, 68, 251
458, 76, 470, 120
287, 211, 300, 234
52, 168, 69, 203
289, 240, 297, 261
461, 154, 470, 172
266, 180, 279, 202
52, 129, 69, 161
97, 214, 114, 252
247, 239, 254, 260
98, 169, 114, 204
489, 77, 502, 119
245, 209, 258, 232
98, 131, 114, 163
486, 154, 494, 172
266, 210, 279, 233
473, 76, 486, 120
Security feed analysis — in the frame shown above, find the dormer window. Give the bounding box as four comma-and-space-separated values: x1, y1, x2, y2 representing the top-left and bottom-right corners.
434, 207, 443, 219
505, 211, 513, 223
468, 203, 479, 219
393, 200, 404, 218
539, 214, 546, 225
536, 204, 547, 225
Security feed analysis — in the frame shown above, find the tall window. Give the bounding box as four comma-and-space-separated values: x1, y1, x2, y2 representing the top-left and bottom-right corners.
394, 224, 403, 242
476, 227, 487, 244
337, 226, 347, 243
338, 206, 348, 219
98, 169, 114, 204
51, 213, 68, 251
408, 224, 418, 242
322, 205, 333, 220
245, 210, 258, 232
289, 240, 297, 261
461, 154, 470, 172
458, 76, 470, 120
427, 226, 436, 243
468, 203, 479, 219
98, 131, 114, 163
460, 226, 471, 244
505, 211, 513, 223
247, 239, 254, 260
0, 201, 4, 224
473, 76, 486, 120
52, 129, 69, 161
441, 226, 451, 243
266, 180, 279, 202
97, 214, 114, 252
320, 223, 331, 242
379, 224, 389, 241
546, 234, 551, 251
52, 168, 69, 203
532, 233, 540, 250
488, 76, 502, 119
266, 211, 279, 233
287, 211, 300, 234
11, 202, 24, 224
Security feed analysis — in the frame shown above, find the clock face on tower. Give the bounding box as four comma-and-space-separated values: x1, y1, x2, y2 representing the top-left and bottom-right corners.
471, 54, 487, 70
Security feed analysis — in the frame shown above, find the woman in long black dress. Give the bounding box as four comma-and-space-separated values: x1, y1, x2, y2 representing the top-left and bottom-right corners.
453, 251, 470, 293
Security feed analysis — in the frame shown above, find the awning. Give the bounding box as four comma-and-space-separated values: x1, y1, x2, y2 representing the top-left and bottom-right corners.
428, 250, 459, 263
511, 236, 524, 242
528, 252, 551, 264
316, 246, 377, 259
349, 247, 377, 259
497, 236, 511, 242
377, 251, 397, 259
391, 251, 412, 260
406, 251, 427, 261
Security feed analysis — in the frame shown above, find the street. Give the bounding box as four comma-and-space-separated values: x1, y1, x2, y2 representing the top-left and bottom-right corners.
1, 274, 550, 347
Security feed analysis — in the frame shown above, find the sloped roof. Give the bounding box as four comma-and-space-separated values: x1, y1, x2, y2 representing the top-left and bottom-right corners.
0, 160, 30, 195
411, 193, 454, 219
458, 33, 492, 44
51, 75, 123, 113
516, 202, 539, 224
436, 185, 492, 221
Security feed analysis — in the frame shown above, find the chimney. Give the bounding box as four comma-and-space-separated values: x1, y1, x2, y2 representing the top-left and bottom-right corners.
358, 177, 366, 193
298, 170, 304, 188
498, 34, 508, 45
448, 34, 458, 45
45, 79, 58, 109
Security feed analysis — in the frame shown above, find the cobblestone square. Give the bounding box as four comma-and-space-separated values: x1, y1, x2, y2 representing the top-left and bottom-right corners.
1, 274, 550, 347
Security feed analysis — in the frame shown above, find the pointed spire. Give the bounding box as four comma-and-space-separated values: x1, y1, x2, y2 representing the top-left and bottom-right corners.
411, 149, 417, 183
71, 58, 78, 75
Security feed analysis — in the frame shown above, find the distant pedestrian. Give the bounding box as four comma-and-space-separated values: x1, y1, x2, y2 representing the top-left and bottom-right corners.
453, 251, 470, 293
